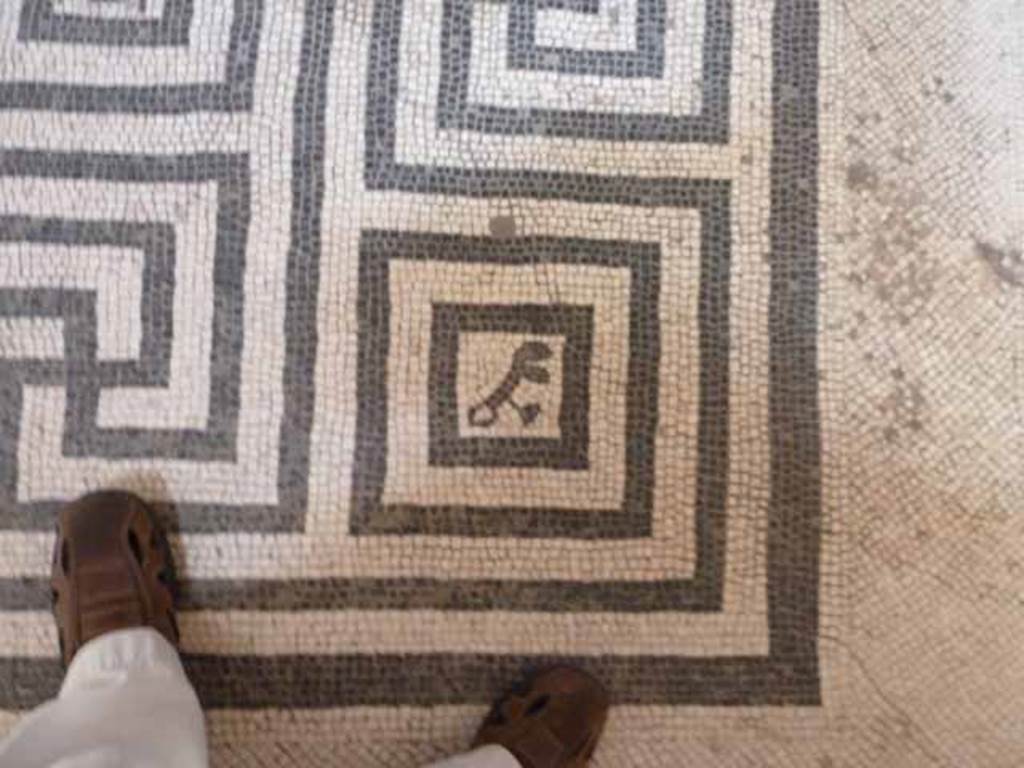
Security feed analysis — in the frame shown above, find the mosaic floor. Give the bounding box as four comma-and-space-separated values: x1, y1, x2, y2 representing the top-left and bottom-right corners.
1, 0, 1021, 765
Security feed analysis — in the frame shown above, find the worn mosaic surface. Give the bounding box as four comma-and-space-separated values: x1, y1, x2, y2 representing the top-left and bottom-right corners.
0, 0, 1021, 764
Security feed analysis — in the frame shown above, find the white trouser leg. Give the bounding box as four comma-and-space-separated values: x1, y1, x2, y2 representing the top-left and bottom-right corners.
424, 744, 522, 768
0, 627, 207, 768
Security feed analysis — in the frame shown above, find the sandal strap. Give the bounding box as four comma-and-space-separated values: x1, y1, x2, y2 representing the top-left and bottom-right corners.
75, 562, 147, 640
507, 725, 571, 768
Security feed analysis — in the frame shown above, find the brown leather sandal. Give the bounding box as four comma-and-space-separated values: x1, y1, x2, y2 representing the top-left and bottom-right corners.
50, 490, 179, 667
473, 667, 610, 768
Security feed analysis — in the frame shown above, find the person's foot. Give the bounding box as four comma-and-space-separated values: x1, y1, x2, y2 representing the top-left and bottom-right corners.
50, 490, 179, 666
473, 667, 610, 768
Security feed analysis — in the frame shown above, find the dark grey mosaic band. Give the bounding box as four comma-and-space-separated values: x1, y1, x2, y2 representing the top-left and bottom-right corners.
0, 652, 820, 710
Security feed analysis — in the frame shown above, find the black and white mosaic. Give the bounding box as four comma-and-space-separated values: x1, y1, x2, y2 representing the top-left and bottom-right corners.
0, 0, 823, 733
19, 0, 194, 47
2, 0, 262, 111
350, 232, 668, 539
429, 301, 595, 470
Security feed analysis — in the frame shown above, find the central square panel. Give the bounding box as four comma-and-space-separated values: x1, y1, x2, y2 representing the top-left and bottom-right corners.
428, 302, 593, 469
350, 231, 661, 539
